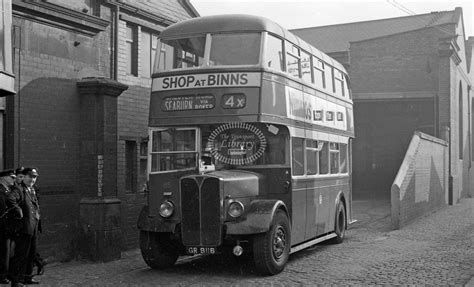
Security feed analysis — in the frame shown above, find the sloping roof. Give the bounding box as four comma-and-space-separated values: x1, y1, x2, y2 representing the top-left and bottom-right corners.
291, 9, 460, 53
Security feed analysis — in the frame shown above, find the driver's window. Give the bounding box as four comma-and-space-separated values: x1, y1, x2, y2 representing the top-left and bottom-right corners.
150, 128, 197, 172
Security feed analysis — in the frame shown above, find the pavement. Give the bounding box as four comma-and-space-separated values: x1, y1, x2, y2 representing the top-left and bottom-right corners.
25, 197, 474, 286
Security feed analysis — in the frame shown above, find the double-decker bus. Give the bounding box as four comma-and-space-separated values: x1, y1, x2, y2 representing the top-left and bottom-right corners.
137, 14, 354, 275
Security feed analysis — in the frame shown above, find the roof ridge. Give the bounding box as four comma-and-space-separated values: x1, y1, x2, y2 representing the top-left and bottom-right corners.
291, 9, 456, 31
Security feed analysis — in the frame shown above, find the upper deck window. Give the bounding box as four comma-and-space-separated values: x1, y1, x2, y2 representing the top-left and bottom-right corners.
285, 42, 300, 78
301, 50, 311, 83
334, 69, 344, 97
209, 33, 261, 66
264, 34, 284, 72
156, 36, 206, 72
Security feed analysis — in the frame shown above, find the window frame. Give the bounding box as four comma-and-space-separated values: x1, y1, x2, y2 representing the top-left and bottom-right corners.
285, 41, 301, 78
148, 127, 199, 174
125, 23, 138, 76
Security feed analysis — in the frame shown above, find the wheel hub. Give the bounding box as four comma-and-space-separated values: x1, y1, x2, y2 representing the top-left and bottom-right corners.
273, 226, 286, 259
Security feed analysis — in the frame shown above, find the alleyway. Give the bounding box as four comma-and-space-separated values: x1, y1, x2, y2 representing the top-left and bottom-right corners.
36, 198, 474, 286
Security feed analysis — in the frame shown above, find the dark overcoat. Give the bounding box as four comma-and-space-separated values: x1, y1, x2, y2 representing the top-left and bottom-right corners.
6, 183, 40, 235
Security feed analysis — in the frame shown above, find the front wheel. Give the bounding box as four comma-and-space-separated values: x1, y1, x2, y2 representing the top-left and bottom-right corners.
330, 201, 346, 244
139, 231, 179, 269
253, 210, 290, 275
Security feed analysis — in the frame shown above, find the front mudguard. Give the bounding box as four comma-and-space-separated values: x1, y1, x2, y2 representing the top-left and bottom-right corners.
137, 206, 178, 233
225, 200, 288, 235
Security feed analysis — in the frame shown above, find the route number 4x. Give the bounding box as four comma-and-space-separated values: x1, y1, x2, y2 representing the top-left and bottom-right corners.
223, 94, 246, 109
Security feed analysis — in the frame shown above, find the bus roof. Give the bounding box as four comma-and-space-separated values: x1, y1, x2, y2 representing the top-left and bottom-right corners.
160, 14, 347, 73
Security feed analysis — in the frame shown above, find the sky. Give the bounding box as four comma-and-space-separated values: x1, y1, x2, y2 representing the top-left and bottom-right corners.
190, 0, 474, 38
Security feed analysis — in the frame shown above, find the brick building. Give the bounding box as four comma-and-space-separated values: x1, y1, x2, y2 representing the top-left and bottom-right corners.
0, 0, 15, 163
4, 0, 197, 261
292, 8, 473, 202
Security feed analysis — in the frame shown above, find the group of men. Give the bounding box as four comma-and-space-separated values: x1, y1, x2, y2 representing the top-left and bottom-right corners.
0, 167, 43, 287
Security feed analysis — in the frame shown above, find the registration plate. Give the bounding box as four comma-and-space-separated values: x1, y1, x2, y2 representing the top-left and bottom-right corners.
187, 247, 217, 254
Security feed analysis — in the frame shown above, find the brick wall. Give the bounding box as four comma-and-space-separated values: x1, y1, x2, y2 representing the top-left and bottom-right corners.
8, 7, 112, 260
349, 28, 444, 95
391, 131, 448, 229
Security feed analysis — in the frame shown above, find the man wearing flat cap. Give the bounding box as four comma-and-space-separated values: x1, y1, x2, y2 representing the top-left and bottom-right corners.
7, 168, 41, 286
0, 169, 16, 284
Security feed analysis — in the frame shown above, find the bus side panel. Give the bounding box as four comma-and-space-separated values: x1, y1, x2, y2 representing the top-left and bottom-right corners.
313, 177, 350, 234
291, 178, 306, 245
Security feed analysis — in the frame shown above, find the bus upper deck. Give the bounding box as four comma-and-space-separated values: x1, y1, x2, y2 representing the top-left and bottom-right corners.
150, 14, 353, 137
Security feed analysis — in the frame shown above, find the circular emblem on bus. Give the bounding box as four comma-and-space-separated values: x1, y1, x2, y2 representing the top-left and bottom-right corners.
207, 123, 267, 165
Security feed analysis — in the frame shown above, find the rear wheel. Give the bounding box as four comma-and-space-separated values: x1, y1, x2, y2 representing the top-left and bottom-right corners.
139, 231, 179, 269
253, 210, 290, 275
330, 201, 346, 244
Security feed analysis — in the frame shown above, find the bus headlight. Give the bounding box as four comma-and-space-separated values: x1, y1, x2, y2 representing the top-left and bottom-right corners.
159, 200, 175, 218
228, 201, 244, 218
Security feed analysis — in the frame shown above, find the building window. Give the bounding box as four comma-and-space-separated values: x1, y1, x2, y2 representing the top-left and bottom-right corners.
125, 140, 137, 192
139, 139, 148, 192
126, 24, 138, 76
459, 81, 463, 159
141, 30, 158, 78
48, 0, 100, 16
0, 0, 6, 70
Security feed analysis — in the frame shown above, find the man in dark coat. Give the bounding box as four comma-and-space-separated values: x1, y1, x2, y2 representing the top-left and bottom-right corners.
0, 169, 16, 284
7, 168, 41, 287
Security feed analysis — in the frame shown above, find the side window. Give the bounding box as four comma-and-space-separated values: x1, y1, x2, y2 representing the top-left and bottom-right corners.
319, 141, 329, 175
344, 74, 351, 99
334, 69, 344, 96
340, 143, 348, 173
324, 64, 333, 93
285, 42, 300, 78
306, 140, 319, 175
329, 142, 340, 174
265, 34, 284, 71
292, 137, 305, 175
313, 57, 325, 90
301, 50, 312, 83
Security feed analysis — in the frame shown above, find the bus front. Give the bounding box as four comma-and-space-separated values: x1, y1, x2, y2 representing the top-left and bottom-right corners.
138, 19, 292, 275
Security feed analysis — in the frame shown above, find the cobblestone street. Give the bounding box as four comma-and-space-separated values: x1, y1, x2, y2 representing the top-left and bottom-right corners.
37, 198, 474, 286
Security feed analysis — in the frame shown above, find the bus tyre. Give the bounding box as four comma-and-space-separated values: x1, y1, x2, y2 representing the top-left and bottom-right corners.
331, 201, 346, 244
252, 210, 290, 275
139, 231, 179, 269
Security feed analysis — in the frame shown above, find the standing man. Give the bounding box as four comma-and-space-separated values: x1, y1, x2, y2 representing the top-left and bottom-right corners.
7, 168, 41, 287
0, 169, 16, 285
13, 168, 24, 189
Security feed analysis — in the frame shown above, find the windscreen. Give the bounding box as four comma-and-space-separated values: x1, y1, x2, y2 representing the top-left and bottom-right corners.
154, 33, 261, 72
209, 33, 261, 66
155, 36, 206, 72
